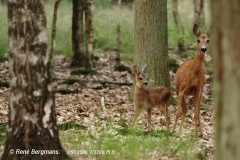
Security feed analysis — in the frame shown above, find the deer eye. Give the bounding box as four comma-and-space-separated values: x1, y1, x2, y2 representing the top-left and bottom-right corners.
207, 40, 210, 43
139, 77, 143, 80
197, 40, 200, 43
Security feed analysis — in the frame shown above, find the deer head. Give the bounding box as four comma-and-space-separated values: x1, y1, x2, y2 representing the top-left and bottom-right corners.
193, 24, 211, 53
133, 64, 148, 88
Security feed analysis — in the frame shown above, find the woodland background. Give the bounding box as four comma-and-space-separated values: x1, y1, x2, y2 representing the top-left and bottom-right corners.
0, 0, 218, 159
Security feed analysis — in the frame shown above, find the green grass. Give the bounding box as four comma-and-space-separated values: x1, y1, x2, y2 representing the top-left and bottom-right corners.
60, 125, 203, 160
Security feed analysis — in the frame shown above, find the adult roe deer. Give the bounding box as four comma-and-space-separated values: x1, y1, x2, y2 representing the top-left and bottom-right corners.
130, 64, 171, 131
172, 24, 210, 137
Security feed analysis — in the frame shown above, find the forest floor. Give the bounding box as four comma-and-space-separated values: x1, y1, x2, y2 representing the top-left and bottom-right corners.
0, 50, 215, 160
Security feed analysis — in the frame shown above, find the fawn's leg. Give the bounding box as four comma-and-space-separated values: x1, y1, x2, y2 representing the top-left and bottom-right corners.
163, 104, 170, 131
178, 97, 187, 134
147, 107, 152, 131
130, 106, 143, 129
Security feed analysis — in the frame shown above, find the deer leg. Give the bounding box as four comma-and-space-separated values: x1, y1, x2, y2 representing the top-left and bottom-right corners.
198, 106, 203, 137
194, 91, 202, 137
177, 97, 187, 134
163, 104, 170, 131
147, 107, 152, 131
197, 90, 203, 137
172, 91, 184, 133
130, 106, 143, 129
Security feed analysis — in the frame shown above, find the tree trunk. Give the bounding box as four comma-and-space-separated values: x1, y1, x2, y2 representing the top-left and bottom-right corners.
71, 0, 85, 67
2, 0, 69, 159
50, 0, 61, 75
193, 0, 205, 28
134, 0, 170, 89
211, 0, 240, 160
84, 0, 94, 69
116, 24, 121, 66
172, 0, 185, 53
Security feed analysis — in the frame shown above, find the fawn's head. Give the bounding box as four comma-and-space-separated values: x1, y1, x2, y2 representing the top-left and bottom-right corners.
193, 24, 210, 53
133, 64, 148, 88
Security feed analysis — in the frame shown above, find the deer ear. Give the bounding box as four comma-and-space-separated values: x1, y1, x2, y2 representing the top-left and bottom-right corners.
142, 64, 147, 73
133, 65, 139, 74
193, 24, 201, 37
206, 27, 211, 37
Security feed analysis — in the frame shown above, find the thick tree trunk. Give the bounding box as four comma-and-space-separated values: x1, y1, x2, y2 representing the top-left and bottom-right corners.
193, 0, 205, 28
2, 0, 68, 159
172, 0, 185, 53
84, 0, 93, 69
211, 0, 240, 160
134, 0, 170, 89
71, 0, 85, 67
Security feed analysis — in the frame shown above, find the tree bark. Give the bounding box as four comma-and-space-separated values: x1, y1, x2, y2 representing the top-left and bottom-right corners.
172, 0, 185, 53
2, 0, 69, 159
116, 24, 121, 66
71, 0, 85, 67
211, 0, 240, 159
134, 0, 170, 89
84, 0, 93, 69
50, 0, 61, 74
193, 0, 205, 28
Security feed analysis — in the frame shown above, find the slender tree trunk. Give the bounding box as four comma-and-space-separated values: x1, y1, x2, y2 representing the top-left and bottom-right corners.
116, 24, 121, 66
71, 0, 85, 67
193, 0, 205, 28
172, 0, 185, 53
118, 0, 122, 5
211, 0, 240, 160
50, 0, 61, 74
2, 0, 69, 159
134, 0, 170, 89
84, 0, 93, 69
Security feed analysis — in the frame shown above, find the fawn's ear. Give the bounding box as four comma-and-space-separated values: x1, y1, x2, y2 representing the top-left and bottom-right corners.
193, 24, 201, 37
206, 27, 211, 37
142, 64, 147, 73
133, 65, 139, 74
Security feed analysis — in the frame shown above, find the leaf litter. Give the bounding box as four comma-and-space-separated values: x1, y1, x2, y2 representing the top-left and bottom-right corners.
0, 51, 215, 159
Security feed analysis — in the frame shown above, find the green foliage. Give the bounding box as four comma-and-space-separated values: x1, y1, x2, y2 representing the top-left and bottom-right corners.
205, 61, 213, 68
0, 1, 211, 60
93, 6, 134, 56
0, 5, 8, 60
95, 0, 112, 9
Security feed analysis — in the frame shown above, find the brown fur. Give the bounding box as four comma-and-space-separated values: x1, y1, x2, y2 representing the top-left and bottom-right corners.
173, 24, 210, 137
131, 64, 171, 131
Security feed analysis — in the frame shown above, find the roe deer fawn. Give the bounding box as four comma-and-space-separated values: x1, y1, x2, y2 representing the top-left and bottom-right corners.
172, 24, 210, 137
130, 64, 171, 131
